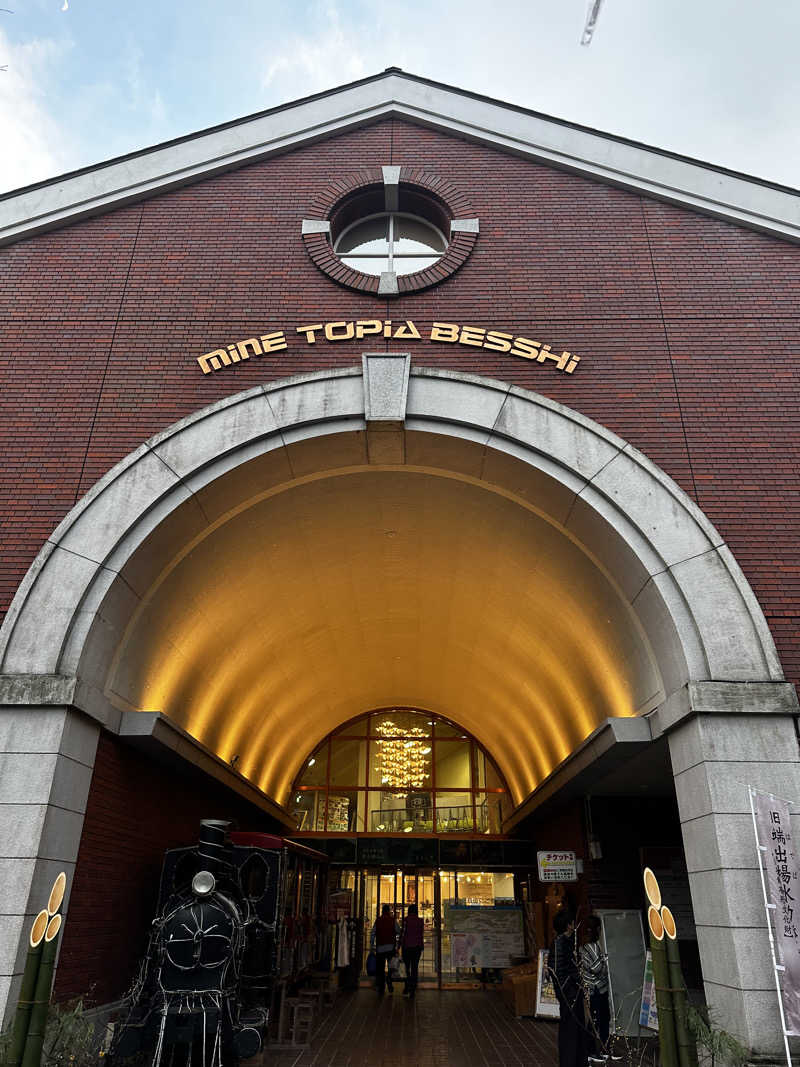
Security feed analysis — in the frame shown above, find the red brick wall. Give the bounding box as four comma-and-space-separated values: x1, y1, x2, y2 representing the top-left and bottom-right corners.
1, 117, 798, 688
53, 733, 278, 1005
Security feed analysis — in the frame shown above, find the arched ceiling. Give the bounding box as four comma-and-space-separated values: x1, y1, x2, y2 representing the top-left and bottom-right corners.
105, 464, 664, 807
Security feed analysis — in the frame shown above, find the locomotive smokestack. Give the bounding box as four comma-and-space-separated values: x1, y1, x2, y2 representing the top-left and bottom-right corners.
197, 819, 233, 869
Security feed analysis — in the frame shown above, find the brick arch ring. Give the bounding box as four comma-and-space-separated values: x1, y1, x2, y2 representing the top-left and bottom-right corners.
300, 167, 479, 296
0, 359, 785, 725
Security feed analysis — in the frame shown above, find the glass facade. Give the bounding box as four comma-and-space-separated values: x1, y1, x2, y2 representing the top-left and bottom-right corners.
291, 709, 509, 834
327, 866, 525, 987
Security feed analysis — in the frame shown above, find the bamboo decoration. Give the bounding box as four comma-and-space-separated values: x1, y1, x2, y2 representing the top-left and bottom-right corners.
643, 867, 662, 911
47, 873, 66, 917
662, 906, 698, 1067
7, 911, 49, 1067
648, 900, 679, 1067
21, 914, 62, 1067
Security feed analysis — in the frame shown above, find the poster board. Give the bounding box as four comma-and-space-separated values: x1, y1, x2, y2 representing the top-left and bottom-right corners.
450, 931, 483, 969
639, 950, 658, 1029
444, 905, 525, 968
535, 948, 560, 1018
597, 909, 647, 1037
322, 794, 352, 832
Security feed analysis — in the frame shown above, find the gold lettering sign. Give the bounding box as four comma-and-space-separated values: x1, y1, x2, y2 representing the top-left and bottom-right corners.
196, 320, 581, 376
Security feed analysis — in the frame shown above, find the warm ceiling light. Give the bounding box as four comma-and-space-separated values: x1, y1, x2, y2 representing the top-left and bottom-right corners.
375, 716, 431, 792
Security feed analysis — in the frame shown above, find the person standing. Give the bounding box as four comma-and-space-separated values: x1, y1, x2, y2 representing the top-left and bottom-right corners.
580, 915, 611, 1064
550, 910, 588, 1067
401, 903, 424, 998
371, 903, 399, 995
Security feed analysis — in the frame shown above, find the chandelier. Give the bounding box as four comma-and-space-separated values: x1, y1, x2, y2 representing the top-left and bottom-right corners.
375, 718, 431, 793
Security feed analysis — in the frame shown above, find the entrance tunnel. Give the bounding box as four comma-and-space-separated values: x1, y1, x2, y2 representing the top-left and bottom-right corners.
106, 457, 663, 807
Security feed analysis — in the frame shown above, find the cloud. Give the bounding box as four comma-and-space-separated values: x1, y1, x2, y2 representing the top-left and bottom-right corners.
0, 28, 70, 193
261, 1, 371, 99
123, 38, 168, 127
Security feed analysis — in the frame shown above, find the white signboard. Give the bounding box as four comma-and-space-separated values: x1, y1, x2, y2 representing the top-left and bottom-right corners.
445, 906, 525, 969
752, 789, 800, 1043
537, 850, 578, 882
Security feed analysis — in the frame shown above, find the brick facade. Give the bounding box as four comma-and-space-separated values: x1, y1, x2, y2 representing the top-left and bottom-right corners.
3, 112, 799, 1026
2, 118, 797, 690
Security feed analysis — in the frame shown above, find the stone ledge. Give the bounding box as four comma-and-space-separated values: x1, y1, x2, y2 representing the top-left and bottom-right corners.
655, 681, 800, 735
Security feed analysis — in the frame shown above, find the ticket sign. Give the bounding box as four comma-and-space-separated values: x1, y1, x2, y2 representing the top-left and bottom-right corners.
537, 850, 578, 882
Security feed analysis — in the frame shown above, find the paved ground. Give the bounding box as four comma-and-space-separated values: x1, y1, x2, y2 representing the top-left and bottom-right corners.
268, 987, 561, 1067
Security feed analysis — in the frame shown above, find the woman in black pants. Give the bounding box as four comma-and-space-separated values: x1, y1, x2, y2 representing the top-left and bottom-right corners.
401, 904, 424, 998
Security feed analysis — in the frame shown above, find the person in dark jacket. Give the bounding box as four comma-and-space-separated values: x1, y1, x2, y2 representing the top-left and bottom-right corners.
550, 910, 588, 1067
580, 915, 611, 1064
401, 903, 425, 998
371, 904, 399, 995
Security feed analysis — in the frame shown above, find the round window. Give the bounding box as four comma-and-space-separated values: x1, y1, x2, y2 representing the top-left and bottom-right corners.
334, 212, 447, 277
301, 168, 478, 295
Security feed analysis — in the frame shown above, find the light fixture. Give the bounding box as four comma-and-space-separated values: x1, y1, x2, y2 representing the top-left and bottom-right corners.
374, 716, 431, 792
192, 871, 216, 897
308, 758, 316, 767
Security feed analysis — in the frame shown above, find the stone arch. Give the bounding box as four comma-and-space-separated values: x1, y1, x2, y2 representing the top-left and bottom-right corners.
1, 360, 796, 1053
0, 360, 783, 794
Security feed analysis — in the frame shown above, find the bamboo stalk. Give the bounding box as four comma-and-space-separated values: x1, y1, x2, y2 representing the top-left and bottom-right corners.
648, 904, 679, 1067
643, 866, 662, 911
47, 873, 66, 917
7, 911, 49, 1067
662, 906, 698, 1067
21, 914, 61, 1067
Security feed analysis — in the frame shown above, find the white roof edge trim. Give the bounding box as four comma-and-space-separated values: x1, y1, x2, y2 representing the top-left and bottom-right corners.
1, 72, 799, 248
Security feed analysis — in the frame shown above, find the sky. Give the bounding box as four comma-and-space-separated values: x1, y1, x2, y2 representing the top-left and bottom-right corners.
1, 0, 799, 195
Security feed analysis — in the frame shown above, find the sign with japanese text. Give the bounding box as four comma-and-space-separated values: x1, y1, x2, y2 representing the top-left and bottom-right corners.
537, 850, 578, 883
444, 904, 525, 968
753, 789, 800, 1035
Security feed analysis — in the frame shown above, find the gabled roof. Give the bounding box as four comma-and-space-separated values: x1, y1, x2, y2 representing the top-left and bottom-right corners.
1, 68, 799, 247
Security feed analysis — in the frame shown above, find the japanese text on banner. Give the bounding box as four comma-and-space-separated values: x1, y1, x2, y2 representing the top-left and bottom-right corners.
754, 790, 800, 1034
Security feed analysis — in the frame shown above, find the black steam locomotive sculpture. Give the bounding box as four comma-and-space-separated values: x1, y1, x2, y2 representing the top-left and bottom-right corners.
110, 820, 328, 1066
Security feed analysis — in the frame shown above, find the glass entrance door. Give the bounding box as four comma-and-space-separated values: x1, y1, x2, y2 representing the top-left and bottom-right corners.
361, 869, 442, 986
398, 870, 439, 984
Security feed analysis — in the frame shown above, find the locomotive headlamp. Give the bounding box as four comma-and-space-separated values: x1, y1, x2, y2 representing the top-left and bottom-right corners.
191, 870, 216, 897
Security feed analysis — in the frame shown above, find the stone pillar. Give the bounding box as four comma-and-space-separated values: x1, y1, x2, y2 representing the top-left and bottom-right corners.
665, 681, 800, 1059
0, 705, 99, 1026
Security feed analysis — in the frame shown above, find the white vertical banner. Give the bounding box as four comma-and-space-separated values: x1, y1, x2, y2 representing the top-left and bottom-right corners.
751, 788, 800, 1058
